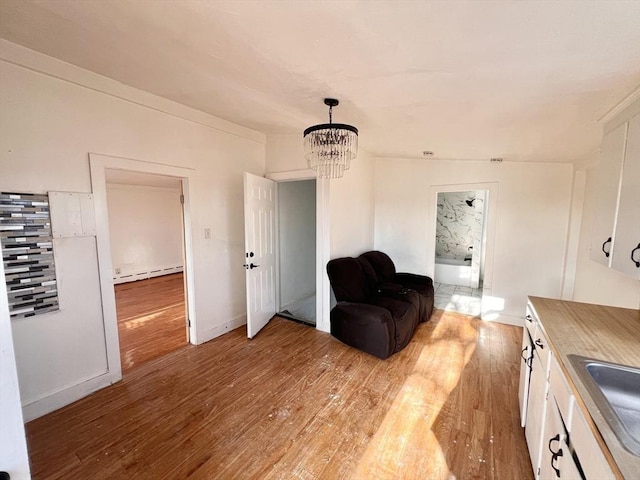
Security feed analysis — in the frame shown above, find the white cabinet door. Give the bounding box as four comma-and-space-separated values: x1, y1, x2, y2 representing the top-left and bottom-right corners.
590, 122, 627, 266
571, 406, 616, 480
558, 441, 583, 480
526, 353, 549, 478
519, 328, 534, 427
538, 400, 582, 480
539, 399, 562, 480
611, 113, 640, 278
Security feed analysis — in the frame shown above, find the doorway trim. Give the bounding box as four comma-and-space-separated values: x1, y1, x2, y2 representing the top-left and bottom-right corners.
426, 182, 499, 312
267, 169, 331, 333
89, 153, 197, 381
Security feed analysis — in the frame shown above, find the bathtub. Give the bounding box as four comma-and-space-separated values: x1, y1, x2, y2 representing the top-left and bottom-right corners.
434, 257, 472, 287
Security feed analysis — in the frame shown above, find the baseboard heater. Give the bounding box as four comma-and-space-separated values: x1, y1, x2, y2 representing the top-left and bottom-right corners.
113, 265, 183, 284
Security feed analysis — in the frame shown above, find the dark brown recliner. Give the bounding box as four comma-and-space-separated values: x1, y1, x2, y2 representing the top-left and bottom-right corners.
359, 251, 434, 323
327, 254, 431, 359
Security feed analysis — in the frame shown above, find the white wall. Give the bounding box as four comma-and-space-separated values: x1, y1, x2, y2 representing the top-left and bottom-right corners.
572, 159, 640, 309
374, 158, 574, 323
0, 261, 31, 479
266, 134, 375, 258
0, 40, 265, 419
107, 183, 183, 281
278, 180, 316, 308
329, 148, 376, 258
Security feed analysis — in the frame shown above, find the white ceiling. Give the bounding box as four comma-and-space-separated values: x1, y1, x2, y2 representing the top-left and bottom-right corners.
1, 0, 639, 163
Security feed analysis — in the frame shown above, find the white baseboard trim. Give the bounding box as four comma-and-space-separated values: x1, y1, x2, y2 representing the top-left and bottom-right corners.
22, 370, 121, 422
197, 314, 247, 345
113, 265, 183, 284
481, 313, 524, 327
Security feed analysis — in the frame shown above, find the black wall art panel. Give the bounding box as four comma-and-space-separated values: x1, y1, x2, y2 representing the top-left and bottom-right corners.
0, 192, 59, 319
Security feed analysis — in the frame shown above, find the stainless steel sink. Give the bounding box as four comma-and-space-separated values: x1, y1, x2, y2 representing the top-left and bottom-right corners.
569, 355, 640, 457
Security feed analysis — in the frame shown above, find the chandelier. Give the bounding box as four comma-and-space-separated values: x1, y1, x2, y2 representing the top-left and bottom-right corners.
303, 98, 358, 179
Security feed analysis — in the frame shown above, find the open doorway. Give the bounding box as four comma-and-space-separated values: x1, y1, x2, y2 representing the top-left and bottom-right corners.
105, 170, 188, 372
432, 189, 488, 316
276, 179, 317, 326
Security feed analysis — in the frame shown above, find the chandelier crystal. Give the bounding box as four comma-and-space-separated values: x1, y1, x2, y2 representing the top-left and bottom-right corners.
303, 98, 358, 179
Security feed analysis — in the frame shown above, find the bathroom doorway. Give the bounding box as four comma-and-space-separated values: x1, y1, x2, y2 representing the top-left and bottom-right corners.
432, 189, 489, 316
276, 179, 317, 326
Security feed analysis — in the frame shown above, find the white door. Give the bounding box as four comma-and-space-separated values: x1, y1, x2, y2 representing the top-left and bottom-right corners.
243, 172, 276, 338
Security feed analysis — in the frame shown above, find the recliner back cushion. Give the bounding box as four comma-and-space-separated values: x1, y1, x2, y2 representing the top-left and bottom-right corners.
357, 257, 380, 292
359, 251, 396, 283
327, 257, 374, 303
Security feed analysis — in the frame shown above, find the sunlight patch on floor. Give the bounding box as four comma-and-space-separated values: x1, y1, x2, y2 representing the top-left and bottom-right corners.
120, 303, 183, 330
352, 313, 479, 480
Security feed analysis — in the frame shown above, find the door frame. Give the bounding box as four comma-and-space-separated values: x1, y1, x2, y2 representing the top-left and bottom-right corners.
267, 169, 331, 333
90, 153, 197, 381
426, 182, 499, 317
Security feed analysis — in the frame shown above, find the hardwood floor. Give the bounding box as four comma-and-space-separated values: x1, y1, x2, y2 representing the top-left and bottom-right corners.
115, 273, 187, 373
26, 310, 533, 480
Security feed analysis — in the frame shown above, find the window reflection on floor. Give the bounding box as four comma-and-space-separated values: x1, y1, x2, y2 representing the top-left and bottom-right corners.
434, 282, 482, 316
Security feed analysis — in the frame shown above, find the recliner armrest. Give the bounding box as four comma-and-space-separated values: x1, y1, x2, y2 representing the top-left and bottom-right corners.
395, 272, 433, 287
376, 282, 407, 295
330, 302, 395, 359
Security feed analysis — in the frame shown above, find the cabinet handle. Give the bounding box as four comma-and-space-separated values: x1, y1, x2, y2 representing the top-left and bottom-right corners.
520, 347, 533, 368
548, 434, 563, 477
535, 339, 544, 349
631, 243, 640, 268
601, 237, 612, 258
525, 314, 533, 323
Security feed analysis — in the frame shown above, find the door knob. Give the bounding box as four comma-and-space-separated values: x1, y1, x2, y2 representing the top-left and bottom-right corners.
243, 263, 260, 270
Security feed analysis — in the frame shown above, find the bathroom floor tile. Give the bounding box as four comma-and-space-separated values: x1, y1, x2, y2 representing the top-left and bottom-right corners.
433, 282, 482, 316
436, 284, 457, 295
454, 286, 472, 295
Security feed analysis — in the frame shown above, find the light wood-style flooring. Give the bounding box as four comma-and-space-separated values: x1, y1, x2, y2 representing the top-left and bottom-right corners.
115, 273, 187, 372
26, 310, 533, 480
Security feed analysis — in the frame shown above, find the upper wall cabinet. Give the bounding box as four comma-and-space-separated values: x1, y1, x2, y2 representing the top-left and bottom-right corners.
590, 97, 640, 279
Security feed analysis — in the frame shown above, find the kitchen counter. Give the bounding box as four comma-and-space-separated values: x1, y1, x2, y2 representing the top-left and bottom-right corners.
528, 296, 640, 480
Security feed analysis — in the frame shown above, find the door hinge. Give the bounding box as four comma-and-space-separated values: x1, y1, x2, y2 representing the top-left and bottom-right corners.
180, 194, 185, 204
187, 318, 191, 327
